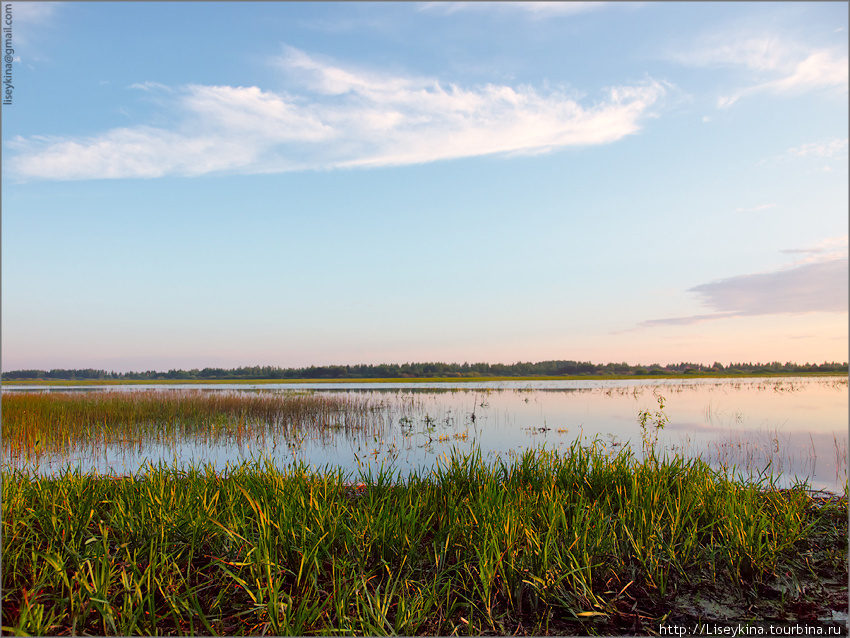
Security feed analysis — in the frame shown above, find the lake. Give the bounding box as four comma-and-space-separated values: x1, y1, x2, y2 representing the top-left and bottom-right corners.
4, 376, 847, 493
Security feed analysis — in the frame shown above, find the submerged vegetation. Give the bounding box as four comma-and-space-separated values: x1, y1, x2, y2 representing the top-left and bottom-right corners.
3, 444, 846, 635
3, 359, 848, 382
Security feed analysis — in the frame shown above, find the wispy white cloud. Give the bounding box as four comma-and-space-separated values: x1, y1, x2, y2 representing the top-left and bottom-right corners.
780, 235, 848, 259
129, 81, 173, 93
786, 137, 848, 159
638, 237, 849, 328
638, 312, 738, 329
9, 47, 669, 181
418, 2, 608, 18
717, 49, 848, 107
758, 136, 849, 169
671, 34, 790, 72
757, 49, 847, 93
670, 32, 847, 108
9, 126, 255, 179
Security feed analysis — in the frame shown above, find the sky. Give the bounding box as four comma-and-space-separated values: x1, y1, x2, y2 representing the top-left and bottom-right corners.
1, 1, 848, 373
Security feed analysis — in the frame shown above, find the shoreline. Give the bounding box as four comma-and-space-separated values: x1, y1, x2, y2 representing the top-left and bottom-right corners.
2, 371, 846, 386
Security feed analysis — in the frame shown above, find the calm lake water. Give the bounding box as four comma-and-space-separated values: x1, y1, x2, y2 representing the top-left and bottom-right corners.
5, 376, 848, 493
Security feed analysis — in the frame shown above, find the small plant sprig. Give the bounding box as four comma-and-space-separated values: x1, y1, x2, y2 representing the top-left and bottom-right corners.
638, 393, 668, 459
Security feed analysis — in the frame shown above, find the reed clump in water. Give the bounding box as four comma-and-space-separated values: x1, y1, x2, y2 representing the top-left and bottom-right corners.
1, 390, 388, 467
3, 442, 845, 636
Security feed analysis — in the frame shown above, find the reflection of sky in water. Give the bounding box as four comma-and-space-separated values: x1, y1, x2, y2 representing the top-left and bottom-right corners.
6, 377, 848, 493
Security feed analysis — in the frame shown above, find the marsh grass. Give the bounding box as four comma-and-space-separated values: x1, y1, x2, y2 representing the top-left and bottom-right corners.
1, 390, 389, 471
3, 441, 845, 636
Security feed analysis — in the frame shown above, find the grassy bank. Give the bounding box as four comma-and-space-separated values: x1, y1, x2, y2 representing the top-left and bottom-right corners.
3, 443, 846, 635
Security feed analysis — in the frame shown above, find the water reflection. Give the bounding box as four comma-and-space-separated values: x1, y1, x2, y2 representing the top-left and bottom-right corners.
3, 377, 847, 492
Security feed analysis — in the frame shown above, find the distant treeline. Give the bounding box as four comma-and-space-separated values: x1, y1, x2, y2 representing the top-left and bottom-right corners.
3, 360, 848, 381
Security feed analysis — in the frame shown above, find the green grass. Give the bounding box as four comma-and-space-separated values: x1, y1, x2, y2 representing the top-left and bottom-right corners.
3, 442, 846, 635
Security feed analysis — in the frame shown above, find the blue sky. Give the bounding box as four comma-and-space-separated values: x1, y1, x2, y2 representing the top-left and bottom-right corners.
2, 1, 847, 373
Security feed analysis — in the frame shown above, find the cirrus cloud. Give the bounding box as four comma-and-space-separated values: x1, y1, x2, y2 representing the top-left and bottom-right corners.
669, 31, 848, 108
8, 47, 668, 181
786, 137, 848, 159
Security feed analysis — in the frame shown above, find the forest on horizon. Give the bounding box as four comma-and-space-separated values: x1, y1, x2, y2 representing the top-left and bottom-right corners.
3, 360, 847, 381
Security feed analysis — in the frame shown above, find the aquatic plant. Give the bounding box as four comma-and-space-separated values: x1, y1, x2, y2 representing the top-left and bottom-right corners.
637, 392, 668, 458
1, 390, 390, 471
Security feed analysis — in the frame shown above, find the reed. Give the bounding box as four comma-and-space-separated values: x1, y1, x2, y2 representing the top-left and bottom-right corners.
1, 390, 389, 469
3, 442, 845, 635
